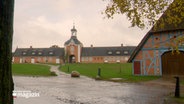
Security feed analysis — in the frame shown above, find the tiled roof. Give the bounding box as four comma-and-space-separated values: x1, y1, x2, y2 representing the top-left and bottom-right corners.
150, 0, 184, 33
14, 46, 135, 57
14, 47, 64, 57
64, 36, 82, 45
81, 46, 136, 57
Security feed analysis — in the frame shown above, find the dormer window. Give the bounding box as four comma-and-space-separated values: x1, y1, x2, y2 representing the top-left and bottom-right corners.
116, 51, 121, 55
108, 51, 113, 55
38, 52, 42, 55
123, 51, 129, 54
22, 52, 27, 55
49, 51, 54, 55
32, 52, 36, 55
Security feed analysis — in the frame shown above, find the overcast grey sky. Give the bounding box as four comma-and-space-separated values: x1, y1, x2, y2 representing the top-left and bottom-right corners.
13, 0, 149, 51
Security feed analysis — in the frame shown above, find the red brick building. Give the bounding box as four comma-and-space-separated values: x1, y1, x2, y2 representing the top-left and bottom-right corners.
13, 47, 64, 64
13, 26, 135, 64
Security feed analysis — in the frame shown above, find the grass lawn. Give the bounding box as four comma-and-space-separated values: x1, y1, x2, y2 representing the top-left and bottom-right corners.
12, 64, 54, 76
60, 63, 160, 82
181, 80, 184, 85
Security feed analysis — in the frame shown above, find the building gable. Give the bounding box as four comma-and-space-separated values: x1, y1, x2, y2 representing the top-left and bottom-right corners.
128, 0, 184, 63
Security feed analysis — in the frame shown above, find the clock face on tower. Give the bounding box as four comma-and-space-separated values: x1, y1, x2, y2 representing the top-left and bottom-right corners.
70, 46, 75, 54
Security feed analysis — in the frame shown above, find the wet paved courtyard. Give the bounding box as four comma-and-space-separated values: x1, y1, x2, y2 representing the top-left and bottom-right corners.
14, 66, 174, 104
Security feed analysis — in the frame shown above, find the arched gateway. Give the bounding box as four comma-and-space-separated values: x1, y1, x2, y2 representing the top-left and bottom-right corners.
69, 55, 76, 63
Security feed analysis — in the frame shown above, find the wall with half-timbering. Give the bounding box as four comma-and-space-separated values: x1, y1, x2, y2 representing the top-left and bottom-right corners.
133, 30, 184, 76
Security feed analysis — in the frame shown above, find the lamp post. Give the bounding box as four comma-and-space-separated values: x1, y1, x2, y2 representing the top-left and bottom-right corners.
174, 76, 180, 98
67, 65, 70, 72
117, 60, 121, 73
98, 67, 101, 77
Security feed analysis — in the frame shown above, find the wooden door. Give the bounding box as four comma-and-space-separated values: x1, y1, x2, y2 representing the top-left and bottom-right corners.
134, 61, 141, 75
31, 58, 35, 64
56, 58, 60, 64
162, 51, 184, 76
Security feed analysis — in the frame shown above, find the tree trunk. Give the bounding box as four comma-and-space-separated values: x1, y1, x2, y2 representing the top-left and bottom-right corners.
0, 0, 14, 104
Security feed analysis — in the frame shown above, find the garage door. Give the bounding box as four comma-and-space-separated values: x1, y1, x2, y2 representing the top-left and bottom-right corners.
162, 51, 184, 76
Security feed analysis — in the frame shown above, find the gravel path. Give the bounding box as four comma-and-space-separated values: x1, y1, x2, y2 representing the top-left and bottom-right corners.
14, 65, 173, 104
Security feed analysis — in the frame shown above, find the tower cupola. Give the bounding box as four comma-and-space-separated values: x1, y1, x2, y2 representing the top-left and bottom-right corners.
64, 25, 83, 46
71, 25, 77, 36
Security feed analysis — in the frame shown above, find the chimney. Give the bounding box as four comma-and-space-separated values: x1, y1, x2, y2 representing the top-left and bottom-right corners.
30, 46, 32, 48
90, 44, 93, 48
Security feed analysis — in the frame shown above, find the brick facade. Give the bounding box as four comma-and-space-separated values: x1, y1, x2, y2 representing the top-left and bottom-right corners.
13, 26, 135, 64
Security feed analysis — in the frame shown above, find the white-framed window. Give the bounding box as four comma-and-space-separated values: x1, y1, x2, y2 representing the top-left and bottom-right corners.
108, 51, 113, 55
49, 51, 54, 55
124, 57, 129, 61
31, 57, 35, 63
123, 51, 129, 54
32, 52, 36, 55
22, 52, 27, 55
81, 57, 85, 61
85, 57, 88, 61
104, 60, 108, 63
116, 60, 120, 63
56, 58, 60, 64
116, 51, 121, 55
89, 57, 92, 62
38, 52, 42, 55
